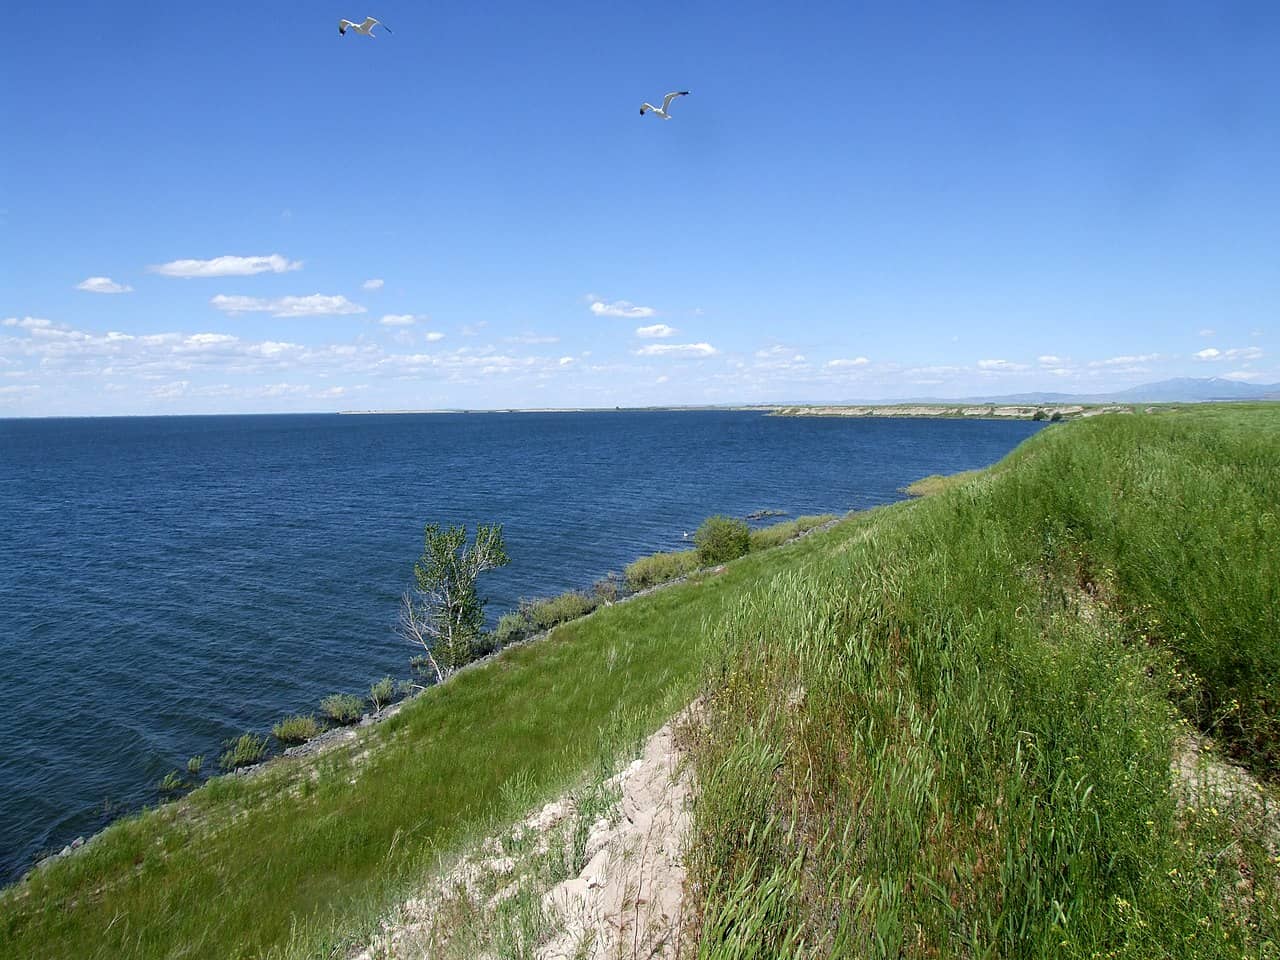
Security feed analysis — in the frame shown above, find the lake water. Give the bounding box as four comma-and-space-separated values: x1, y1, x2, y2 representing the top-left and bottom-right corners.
0, 410, 1044, 880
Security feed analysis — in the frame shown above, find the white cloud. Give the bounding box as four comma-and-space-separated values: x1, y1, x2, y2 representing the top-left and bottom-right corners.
362, 278, 385, 291
590, 299, 656, 319
1199, 328, 1216, 338
151, 254, 302, 278
827, 357, 870, 368
1038, 355, 1063, 365
635, 342, 717, 357
380, 314, 416, 326
76, 277, 132, 294
636, 324, 677, 339
507, 333, 560, 344
977, 359, 1029, 371
1088, 353, 1161, 368
424, 331, 446, 343
210, 294, 366, 317
3, 316, 53, 329
184, 333, 238, 347
1194, 346, 1262, 362
1224, 370, 1262, 381
558, 356, 575, 366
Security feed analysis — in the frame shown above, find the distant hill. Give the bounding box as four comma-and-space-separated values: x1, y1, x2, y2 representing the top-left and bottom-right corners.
922, 377, 1279, 406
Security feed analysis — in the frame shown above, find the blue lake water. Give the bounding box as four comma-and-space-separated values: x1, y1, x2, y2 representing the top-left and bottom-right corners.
0, 410, 1044, 880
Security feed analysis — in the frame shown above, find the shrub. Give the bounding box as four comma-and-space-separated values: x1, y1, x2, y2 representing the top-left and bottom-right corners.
158, 771, 185, 793
624, 549, 700, 591
694, 515, 750, 566
592, 574, 622, 606
369, 677, 396, 710
494, 611, 531, 646
219, 733, 268, 771
186, 755, 203, 776
522, 591, 597, 632
1032, 408, 1048, 421
320, 693, 365, 725
272, 714, 320, 744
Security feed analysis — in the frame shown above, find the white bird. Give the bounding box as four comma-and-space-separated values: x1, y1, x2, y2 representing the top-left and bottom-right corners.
338, 17, 391, 37
640, 91, 690, 120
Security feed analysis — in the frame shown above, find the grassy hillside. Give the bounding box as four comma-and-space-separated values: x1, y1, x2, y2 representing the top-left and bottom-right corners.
2, 404, 1276, 959
0, 506, 846, 959
687, 404, 1280, 957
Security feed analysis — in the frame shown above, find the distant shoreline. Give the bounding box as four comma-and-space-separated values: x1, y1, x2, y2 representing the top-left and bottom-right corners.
769, 403, 1141, 421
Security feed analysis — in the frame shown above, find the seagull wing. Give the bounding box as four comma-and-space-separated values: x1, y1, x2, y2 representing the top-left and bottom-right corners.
661, 91, 689, 112
339, 18, 354, 34
640, 103, 657, 116
368, 18, 392, 33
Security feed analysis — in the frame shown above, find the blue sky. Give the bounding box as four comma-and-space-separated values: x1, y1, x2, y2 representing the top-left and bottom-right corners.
2, 1, 1277, 415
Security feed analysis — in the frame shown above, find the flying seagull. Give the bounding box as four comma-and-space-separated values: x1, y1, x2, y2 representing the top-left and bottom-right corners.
338, 17, 391, 37
640, 91, 690, 120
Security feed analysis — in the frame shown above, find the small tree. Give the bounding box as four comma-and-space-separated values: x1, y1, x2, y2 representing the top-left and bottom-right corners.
695, 515, 751, 566
398, 522, 510, 684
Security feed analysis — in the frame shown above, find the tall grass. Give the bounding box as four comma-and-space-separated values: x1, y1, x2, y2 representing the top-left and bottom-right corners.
0, 507, 839, 959
687, 405, 1280, 957
4, 406, 1275, 959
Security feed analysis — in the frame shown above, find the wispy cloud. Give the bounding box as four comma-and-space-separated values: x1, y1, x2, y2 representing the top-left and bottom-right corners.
590, 298, 656, 319
210, 294, 366, 317
977, 359, 1029, 371
827, 357, 869, 368
1224, 370, 1262, 381
1088, 353, 1161, 368
1038, 355, 1063, 366
380, 314, 416, 326
635, 324, 677, 339
1199, 328, 1216, 338
558, 356, 575, 366
76, 276, 132, 294
1194, 346, 1263, 362
151, 254, 302, 278
362, 278, 385, 291
507, 333, 560, 345
3, 316, 53, 329
635, 342, 717, 357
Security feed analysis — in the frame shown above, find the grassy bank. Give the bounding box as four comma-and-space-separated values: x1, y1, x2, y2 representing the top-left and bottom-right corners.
0, 509, 848, 959
3, 405, 1276, 958
687, 403, 1280, 957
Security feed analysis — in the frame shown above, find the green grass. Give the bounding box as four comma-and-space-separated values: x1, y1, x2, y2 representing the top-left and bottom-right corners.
272, 715, 321, 745
319, 693, 364, 725
0, 507, 840, 959
687, 403, 1280, 957
900, 469, 983, 497
218, 733, 268, 772
747, 513, 837, 551
624, 547, 700, 590
4, 404, 1276, 959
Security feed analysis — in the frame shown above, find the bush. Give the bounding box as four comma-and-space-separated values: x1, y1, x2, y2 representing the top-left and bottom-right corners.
694, 515, 750, 566
186, 755, 203, 776
494, 611, 531, 646
320, 693, 365, 725
592, 574, 622, 606
272, 714, 320, 744
522, 591, 597, 632
158, 771, 185, 793
219, 733, 268, 771
624, 549, 700, 591
369, 677, 396, 710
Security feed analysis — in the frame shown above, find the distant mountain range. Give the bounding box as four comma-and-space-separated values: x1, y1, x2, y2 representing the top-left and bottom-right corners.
809, 377, 1280, 407
948, 377, 1280, 405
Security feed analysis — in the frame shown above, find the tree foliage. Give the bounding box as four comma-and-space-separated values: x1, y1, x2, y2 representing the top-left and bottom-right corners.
694, 515, 751, 566
398, 522, 510, 684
